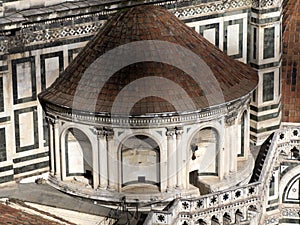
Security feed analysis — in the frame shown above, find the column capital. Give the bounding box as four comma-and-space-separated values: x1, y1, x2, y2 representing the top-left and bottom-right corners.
92, 127, 114, 139
45, 116, 56, 125
106, 128, 114, 140
166, 128, 176, 137
92, 127, 106, 138
175, 127, 184, 136
225, 111, 238, 126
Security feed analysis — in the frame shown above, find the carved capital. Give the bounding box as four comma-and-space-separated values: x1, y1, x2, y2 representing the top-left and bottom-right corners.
166, 128, 176, 137
175, 127, 184, 136
93, 127, 114, 140
225, 111, 238, 126
93, 127, 106, 138
45, 116, 56, 126
106, 128, 114, 140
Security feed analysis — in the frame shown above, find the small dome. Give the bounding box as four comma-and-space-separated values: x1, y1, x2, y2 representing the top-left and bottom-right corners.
38, 5, 258, 116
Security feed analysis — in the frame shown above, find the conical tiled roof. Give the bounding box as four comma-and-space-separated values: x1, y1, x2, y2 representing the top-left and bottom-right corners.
282, 0, 300, 122
38, 5, 258, 116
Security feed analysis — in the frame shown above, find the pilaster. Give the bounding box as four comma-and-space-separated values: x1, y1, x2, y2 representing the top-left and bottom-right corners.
106, 129, 117, 190
46, 116, 55, 175
225, 112, 238, 173
166, 128, 176, 190
95, 128, 108, 189
249, 3, 282, 145
53, 119, 61, 179
176, 127, 184, 189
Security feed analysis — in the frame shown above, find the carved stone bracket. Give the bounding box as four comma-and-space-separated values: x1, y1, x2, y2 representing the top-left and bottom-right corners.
225, 111, 238, 126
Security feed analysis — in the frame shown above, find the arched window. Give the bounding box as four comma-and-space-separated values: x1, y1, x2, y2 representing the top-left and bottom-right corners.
189, 128, 219, 177
211, 215, 219, 225
239, 111, 247, 157
235, 209, 244, 223
198, 219, 207, 225
65, 128, 93, 185
121, 135, 160, 188
223, 212, 231, 225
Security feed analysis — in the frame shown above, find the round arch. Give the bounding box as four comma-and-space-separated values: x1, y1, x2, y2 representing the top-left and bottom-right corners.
238, 110, 249, 158
279, 165, 300, 204
282, 173, 300, 204
60, 126, 94, 186
187, 127, 220, 188
118, 134, 161, 190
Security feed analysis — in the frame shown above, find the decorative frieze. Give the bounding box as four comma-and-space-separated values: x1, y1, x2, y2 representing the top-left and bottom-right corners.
45, 101, 231, 128
0, 0, 280, 54
251, 0, 281, 9
172, 0, 252, 19
281, 207, 300, 217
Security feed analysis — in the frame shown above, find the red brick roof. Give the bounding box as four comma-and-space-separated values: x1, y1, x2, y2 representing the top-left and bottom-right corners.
0, 204, 64, 225
282, 0, 300, 122
39, 5, 258, 116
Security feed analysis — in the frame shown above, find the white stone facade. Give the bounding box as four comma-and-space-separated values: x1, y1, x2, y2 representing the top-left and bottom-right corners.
0, 0, 282, 184
0, 1, 299, 225
44, 94, 253, 203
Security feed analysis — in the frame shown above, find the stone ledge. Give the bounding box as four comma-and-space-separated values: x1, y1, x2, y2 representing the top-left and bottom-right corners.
48, 175, 200, 206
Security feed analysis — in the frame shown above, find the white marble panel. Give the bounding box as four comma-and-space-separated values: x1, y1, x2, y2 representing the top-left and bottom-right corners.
45, 57, 59, 88
227, 24, 239, 56
19, 111, 34, 147
203, 28, 216, 45
16, 62, 32, 99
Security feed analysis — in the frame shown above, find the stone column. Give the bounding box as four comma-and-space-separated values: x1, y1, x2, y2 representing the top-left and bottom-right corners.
96, 129, 108, 189
106, 129, 117, 190
226, 113, 238, 173
160, 137, 168, 192
61, 132, 66, 181
166, 128, 176, 190
46, 117, 55, 175
53, 119, 61, 179
176, 128, 184, 188
92, 130, 100, 189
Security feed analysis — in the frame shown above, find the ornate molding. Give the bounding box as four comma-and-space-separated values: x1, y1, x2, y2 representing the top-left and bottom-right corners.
281, 207, 300, 217
0, 0, 281, 53
251, 0, 281, 9
150, 183, 260, 224
171, 0, 252, 19
44, 102, 228, 128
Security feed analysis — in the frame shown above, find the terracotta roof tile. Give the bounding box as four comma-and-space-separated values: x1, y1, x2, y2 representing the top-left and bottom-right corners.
39, 5, 258, 116
282, 0, 300, 122
0, 204, 64, 225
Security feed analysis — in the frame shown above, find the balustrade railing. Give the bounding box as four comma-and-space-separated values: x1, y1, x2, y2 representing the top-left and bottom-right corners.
145, 125, 300, 224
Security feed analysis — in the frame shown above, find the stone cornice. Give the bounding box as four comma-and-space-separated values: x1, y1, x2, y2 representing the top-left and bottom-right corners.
42, 96, 251, 128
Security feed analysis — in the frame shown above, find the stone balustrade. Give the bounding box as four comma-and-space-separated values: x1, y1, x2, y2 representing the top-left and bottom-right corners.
144, 124, 300, 224
144, 182, 260, 224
